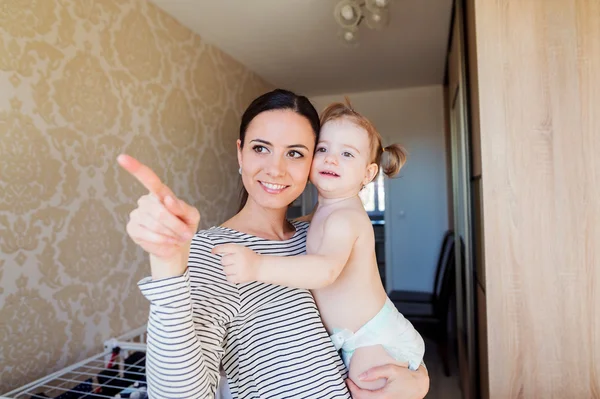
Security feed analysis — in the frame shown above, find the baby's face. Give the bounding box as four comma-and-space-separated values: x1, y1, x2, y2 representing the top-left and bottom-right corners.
310, 119, 373, 199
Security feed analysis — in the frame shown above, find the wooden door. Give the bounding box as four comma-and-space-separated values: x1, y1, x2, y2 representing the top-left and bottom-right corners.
448, 1, 477, 397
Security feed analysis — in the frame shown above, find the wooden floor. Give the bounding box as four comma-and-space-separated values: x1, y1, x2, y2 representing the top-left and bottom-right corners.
423, 338, 462, 399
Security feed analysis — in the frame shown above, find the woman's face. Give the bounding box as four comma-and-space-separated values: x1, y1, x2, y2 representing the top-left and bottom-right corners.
238, 110, 315, 210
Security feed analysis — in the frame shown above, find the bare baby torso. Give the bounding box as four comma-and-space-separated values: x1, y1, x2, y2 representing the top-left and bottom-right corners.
306, 200, 388, 334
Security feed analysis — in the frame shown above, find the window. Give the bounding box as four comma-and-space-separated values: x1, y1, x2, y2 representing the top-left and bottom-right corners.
359, 170, 385, 219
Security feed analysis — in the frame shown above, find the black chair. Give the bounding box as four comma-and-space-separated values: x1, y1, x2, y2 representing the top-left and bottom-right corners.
390, 230, 456, 376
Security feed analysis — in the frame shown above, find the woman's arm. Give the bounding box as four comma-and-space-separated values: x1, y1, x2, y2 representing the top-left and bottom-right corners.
213, 210, 360, 289
139, 234, 238, 399
346, 364, 430, 399
119, 156, 237, 397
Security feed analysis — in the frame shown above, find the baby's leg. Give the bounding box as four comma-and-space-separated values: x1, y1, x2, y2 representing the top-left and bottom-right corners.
348, 345, 408, 391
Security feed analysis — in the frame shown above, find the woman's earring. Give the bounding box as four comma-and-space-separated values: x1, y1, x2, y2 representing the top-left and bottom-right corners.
238, 167, 242, 175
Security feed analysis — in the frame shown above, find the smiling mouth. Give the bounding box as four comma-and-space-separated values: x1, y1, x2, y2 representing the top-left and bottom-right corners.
319, 171, 340, 177
259, 181, 290, 193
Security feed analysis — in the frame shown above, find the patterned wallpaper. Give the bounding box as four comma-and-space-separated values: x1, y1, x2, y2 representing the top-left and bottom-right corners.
0, 0, 271, 392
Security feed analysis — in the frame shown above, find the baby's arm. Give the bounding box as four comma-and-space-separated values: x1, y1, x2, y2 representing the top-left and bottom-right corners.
257, 210, 360, 289
211, 210, 364, 288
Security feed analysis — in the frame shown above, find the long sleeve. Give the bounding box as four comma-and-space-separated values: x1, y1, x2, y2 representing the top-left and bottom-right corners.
138, 233, 240, 399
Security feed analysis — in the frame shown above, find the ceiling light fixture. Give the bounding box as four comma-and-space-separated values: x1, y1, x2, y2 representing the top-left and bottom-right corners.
333, 0, 392, 47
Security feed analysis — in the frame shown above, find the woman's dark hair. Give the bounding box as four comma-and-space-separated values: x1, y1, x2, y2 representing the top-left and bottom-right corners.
238, 89, 320, 211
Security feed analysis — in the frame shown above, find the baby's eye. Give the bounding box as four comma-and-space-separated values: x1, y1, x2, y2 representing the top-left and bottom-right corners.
316, 147, 327, 153
342, 151, 354, 158
252, 145, 269, 153
288, 150, 304, 158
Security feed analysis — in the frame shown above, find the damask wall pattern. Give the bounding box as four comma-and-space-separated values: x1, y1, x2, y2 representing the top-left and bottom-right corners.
0, 0, 271, 392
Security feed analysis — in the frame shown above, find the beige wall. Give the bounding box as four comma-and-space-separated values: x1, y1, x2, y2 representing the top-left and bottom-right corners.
312, 86, 450, 294
0, 0, 271, 392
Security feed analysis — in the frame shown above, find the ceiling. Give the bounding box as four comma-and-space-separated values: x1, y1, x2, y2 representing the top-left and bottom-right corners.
149, 0, 454, 96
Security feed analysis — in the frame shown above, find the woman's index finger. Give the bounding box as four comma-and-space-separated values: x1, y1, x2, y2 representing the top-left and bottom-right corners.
117, 154, 173, 200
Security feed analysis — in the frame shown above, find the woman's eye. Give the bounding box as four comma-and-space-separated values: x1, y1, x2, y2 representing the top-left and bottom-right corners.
288, 150, 304, 158
253, 145, 268, 153
342, 151, 354, 158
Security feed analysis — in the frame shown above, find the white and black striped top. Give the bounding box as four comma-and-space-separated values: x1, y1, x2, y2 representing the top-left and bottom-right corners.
138, 221, 350, 399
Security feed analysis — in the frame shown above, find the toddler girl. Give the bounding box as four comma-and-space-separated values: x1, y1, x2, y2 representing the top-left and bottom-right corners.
213, 100, 425, 391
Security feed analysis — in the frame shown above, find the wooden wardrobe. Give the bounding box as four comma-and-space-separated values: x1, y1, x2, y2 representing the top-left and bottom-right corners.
446, 0, 600, 398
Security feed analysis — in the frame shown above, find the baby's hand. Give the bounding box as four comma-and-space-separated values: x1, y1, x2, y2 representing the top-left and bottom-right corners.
212, 243, 260, 284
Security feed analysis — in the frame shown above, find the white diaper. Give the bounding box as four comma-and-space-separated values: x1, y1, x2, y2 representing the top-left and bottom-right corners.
330, 298, 425, 371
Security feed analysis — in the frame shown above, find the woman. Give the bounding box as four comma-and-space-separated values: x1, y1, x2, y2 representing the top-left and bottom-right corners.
119, 89, 429, 399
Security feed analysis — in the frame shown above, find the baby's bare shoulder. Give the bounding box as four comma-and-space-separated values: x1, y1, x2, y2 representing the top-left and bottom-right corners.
325, 206, 371, 232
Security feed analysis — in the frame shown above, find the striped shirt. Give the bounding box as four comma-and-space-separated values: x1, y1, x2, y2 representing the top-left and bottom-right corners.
138, 221, 350, 399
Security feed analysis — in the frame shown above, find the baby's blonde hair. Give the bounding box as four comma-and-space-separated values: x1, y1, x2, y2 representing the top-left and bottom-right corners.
320, 98, 407, 181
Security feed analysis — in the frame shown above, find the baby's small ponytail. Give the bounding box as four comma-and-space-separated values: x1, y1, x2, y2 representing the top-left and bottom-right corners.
381, 144, 408, 178
319, 97, 407, 179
